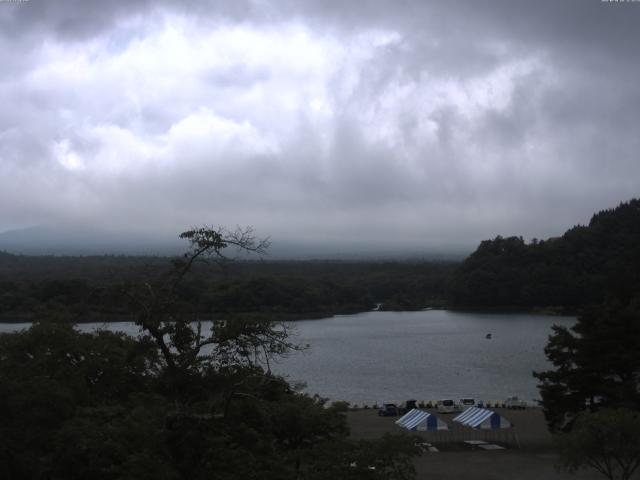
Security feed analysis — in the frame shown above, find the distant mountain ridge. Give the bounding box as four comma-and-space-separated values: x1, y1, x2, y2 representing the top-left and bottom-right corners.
448, 198, 640, 310
0, 225, 468, 260
0, 225, 184, 256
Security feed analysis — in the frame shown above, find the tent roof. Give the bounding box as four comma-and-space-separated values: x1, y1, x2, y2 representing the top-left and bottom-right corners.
453, 407, 511, 430
395, 409, 449, 431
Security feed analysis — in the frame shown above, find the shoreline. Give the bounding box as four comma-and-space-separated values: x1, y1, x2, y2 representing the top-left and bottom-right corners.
0, 305, 577, 324
347, 407, 552, 449
347, 408, 603, 479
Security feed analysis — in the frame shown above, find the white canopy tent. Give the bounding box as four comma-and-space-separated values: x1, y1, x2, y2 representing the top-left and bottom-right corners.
395, 409, 449, 431
452, 407, 512, 430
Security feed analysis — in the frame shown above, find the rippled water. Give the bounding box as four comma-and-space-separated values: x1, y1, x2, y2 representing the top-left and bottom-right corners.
0, 310, 574, 405
271, 310, 574, 405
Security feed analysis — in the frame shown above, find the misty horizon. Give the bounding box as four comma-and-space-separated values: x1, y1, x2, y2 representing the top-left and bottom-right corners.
0, 223, 472, 259
0, 194, 626, 258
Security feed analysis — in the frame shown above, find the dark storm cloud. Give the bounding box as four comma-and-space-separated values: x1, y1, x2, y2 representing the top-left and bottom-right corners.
0, 0, 147, 42
0, 0, 639, 252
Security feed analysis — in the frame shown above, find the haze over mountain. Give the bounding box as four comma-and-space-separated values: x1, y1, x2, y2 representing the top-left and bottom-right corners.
0, 225, 469, 260
0, 225, 182, 256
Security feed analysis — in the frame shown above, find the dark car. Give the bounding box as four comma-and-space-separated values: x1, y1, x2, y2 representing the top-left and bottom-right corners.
399, 399, 418, 414
378, 403, 399, 416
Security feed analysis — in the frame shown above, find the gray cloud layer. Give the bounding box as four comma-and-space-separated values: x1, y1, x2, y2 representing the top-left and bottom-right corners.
1, 0, 639, 252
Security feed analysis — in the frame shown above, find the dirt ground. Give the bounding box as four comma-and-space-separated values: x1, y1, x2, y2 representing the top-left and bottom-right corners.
346, 408, 608, 480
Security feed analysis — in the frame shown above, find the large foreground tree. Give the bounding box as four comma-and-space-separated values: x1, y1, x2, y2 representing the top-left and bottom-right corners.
534, 297, 640, 432
556, 409, 640, 480
0, 227, 419, 480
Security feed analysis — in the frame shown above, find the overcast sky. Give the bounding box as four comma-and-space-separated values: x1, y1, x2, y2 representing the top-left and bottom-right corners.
1, 0, 639, 253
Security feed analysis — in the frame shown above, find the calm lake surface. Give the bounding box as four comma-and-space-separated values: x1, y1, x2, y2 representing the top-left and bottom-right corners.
0, 310, 574, 405
273, 310, 575, 405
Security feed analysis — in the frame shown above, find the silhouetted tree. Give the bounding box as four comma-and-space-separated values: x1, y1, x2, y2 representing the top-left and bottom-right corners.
0, 227, 420, 480
534, 297, 640, 431
556, 408, 640, 480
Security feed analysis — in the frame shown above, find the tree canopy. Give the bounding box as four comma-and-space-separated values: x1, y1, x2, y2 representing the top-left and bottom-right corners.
449, 198, 640, 311
534, 297, 640, 432
0, 226, 419, 480
0, 250, 453, 323
556, 408, 640, 480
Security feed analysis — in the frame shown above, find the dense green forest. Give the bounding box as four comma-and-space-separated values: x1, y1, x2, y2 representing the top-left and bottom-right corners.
0, 229, 419, 479
2, 198, 640, 321
448, 199, 640, 312
0, 253, 454, 322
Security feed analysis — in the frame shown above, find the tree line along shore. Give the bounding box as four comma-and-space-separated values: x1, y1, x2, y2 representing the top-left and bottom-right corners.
1, 198, 639, 323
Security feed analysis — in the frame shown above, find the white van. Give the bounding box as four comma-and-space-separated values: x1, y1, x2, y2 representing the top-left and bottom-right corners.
505, 396, 527, 409
436, 399, 459, 413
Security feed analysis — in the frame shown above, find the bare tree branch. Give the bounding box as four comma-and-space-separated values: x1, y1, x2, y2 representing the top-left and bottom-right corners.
123, 225, 292, 388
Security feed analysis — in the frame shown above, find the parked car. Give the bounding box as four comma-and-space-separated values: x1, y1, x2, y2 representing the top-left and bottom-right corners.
378, 403, 399, 416
505, 396, 527, 409
436, 399, 460, 414
459, 398, 476, 409
399, 399, 418, 414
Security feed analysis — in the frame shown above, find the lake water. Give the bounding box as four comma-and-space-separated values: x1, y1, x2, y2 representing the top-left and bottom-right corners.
0, 310, 574, 405
272, 310, 574, 405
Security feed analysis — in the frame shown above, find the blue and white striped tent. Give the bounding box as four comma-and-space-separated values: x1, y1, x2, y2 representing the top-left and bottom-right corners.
395, 409, 449, 431
453, 407, 511, 430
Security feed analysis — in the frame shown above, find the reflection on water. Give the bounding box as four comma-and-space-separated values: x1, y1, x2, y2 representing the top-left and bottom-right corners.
0, 310, 574, 405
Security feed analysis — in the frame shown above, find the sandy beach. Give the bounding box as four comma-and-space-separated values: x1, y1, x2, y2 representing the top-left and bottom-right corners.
347, 408, 606, 480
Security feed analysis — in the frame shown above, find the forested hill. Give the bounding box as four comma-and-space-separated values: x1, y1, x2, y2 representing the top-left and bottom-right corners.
448, 199, 640, 311
0, 253, 455, 322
